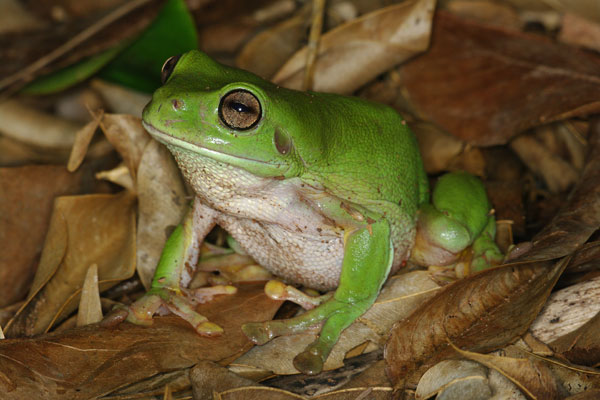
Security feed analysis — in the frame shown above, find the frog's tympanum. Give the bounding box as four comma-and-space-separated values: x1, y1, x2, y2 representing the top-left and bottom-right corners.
128, 50, 503, 374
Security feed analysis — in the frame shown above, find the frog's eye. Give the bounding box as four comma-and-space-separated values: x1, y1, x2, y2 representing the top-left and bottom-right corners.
219, 89, 262, 130
161, 55, 181, 84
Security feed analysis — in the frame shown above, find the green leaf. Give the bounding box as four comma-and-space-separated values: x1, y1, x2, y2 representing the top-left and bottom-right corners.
21, 45, 126, 95
22, 0, 197, 95
99, 0, 198, 93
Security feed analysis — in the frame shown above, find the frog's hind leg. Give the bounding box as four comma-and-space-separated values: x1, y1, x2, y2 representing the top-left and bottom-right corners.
243, 220, 393, 375
410, 171, 503, 271
120, 199, 235, 336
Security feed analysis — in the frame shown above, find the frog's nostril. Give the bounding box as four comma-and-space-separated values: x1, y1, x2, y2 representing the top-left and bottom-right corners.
172, 99, 184, 110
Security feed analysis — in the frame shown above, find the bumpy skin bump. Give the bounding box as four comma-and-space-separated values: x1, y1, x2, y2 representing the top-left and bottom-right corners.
124, 50, 500, 375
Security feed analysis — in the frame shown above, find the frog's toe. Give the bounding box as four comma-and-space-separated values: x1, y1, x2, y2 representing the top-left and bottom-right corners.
264, 280, 330, 310
111, 287, 227, 336
124, 292, 163, 326
197, 321, 224, 336
188, 285, 237, 303
241, 322, 275, 345
293, 348, 325, 375
471, 251, 504, 272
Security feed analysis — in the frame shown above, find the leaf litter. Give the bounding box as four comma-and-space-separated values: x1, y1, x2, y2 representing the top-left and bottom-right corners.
1, 0, 600, 398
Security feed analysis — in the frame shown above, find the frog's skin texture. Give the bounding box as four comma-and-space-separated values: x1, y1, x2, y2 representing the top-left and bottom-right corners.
130, 50, 502, 375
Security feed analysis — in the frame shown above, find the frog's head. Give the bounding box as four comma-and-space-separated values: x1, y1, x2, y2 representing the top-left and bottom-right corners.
142, 50, 309, 179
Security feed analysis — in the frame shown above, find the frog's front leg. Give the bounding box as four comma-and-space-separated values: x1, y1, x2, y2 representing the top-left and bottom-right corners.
124, 198, 234, 335
242, 220, 392, 375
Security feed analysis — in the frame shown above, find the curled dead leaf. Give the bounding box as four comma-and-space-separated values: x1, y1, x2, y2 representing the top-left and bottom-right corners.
273, 0, 436, 94
550, 310, 600, 367
509, 120, 600, 262
0, 165, 90, 307
398, 12, 600, 145
452, 345, 563, 400
385, 258, 569, 387
67, 109, 103, 172
5, 192, 136, 336
0, 283, 280, 399
0, 99, 81, 149
76, 264, 102, 327
99, 113, 151, 182
236, 4, 312, 79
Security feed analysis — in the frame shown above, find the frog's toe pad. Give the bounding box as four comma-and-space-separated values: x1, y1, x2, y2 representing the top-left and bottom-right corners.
293, 350, 324, 375
197, 321, 224, 336
189, 285, 237, 303
241, 322, 274, 345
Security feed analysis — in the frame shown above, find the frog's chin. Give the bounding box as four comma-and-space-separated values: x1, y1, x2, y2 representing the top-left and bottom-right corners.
142, 121, 291, 178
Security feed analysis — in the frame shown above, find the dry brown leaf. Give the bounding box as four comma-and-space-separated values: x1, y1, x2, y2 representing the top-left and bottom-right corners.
190, 360, 265, 399
236, 271, 440, 375
385, 257, 569, 387
273, 0, 435, 94
95, 163, 134, 189
0, 99, 81, 149
565, 241, 600, 275
397, 12, 600, 146
412, 121, 465, 174
236, 5, 311, 79
67, 109, 102, 172
90, 79, 150, 115
136, 139, 188, 289
76, 264, 102, 326
559, 13, 600, 52
547, 0, 600, 23
486, 181, 526, 239
510, 133, 580, 193
453, 346, 563, 399
550, 310, 600, 367
339, 359, 391, 392
415, 359, 492, 399
446, 0, 522, 29
216, 385, 392, 400
544, 357, 600, 397
566, 390, 600, 400
99, 113, 151, 182
0, 0, 43, 34
0, 165, 90, 307
509, 120, 600, 262
531, 276, 600, 343
5, 192, 136, 336
0, 283, 279, 399
488, 369, 529, 399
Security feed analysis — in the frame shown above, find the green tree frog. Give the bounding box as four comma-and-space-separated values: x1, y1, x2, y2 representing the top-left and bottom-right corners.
127, 50, 503, 375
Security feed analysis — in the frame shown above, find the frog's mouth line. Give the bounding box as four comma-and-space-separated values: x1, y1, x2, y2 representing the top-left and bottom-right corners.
142, 121, 288, 172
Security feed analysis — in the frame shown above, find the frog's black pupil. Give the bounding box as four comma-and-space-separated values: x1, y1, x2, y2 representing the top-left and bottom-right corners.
161, 55, 181, 84
230, 102, 250, 113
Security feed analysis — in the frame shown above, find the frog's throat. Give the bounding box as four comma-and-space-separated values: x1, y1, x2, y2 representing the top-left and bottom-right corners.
143, 122, 290, 177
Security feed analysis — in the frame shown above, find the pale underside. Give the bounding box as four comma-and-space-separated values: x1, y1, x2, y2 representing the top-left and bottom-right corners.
169, 145, 409, 290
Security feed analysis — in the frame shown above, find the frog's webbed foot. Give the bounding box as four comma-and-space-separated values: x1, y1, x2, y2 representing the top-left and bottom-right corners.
116, 285, 236, 336
242, 297, 364, 374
